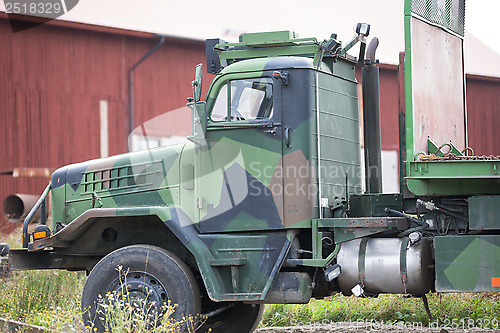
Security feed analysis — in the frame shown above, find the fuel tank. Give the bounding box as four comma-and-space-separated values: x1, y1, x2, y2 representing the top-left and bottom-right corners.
336, 237, 434, 295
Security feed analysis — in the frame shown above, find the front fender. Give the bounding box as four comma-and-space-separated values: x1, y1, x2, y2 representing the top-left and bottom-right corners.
29, 206, 224, 301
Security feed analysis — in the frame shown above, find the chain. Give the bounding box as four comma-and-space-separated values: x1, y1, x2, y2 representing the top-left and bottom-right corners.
417, 152, 500, 161
415, 144, 500, 161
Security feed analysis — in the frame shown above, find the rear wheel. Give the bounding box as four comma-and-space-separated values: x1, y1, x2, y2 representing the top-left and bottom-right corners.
81, 244, 201, 332
198, 299, 264, 333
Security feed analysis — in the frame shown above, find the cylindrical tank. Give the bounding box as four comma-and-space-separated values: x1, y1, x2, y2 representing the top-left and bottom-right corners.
336, 237, 434, 295
2, 194, 43, 222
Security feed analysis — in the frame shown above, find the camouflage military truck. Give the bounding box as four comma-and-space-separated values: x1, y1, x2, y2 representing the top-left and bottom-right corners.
9, 0, 500, 331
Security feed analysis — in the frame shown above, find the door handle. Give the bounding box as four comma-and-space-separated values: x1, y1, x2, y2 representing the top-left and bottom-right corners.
285, 127, 291, 149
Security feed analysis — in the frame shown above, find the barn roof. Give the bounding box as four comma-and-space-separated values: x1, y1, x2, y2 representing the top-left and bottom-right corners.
1, 0, 499, 77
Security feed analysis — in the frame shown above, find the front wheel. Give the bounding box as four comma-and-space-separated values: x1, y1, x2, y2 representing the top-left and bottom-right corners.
81, 244, 201, 332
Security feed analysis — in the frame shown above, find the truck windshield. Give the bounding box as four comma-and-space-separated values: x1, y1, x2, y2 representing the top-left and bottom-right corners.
211, 78, 273, 122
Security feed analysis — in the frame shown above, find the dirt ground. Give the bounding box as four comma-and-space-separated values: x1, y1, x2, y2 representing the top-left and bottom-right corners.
255, 322, 500, 333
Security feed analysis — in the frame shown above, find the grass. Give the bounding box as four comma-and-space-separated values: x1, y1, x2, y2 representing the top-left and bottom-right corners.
1, 228, 499, 331
0, 228, 86, 331
0, 270, 85, 330
259, 293, 500, 329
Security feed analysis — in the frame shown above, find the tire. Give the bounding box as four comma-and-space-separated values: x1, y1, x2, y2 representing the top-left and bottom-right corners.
81, 244, 201, 332
198, 299, 264, 333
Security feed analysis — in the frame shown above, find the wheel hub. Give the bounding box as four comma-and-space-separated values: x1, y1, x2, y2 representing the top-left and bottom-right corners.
108, 271, 169, 319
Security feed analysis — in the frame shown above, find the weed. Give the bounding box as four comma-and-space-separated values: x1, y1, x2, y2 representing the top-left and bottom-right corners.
84, 267, 207, 333
0, 270, 84, 330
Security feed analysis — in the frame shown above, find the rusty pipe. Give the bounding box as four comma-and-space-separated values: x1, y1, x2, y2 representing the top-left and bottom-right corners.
2, 194, 46, 222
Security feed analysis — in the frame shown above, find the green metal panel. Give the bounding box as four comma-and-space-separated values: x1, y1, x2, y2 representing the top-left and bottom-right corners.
62, 145, 183, 224
321, 216, 409, 244
349, 193, 403, 217
199, 231, 289, 300
314, 62, 361, 211
50, 181, 65, 228
404, 0, 415, 166
435, 235, 500, 292
323, 56, 358, 80
406, 160, 500, 196
469, 196, 500, 230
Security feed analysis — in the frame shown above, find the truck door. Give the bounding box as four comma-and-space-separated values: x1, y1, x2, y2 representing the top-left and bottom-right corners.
279, 68, 317, 227
197, 74, 284, 233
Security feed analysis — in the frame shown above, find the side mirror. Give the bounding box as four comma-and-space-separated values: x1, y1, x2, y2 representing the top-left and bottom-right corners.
193, 63, 203, 102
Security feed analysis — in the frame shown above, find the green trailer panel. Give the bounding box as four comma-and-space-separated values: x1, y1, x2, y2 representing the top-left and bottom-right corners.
401, 0, 500, 196
435, 235, 500, 292
469, 196, 500, 230
406, 160, 500, 196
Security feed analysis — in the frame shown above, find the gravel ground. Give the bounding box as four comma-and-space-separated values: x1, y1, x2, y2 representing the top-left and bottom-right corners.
255, 322, 500, 333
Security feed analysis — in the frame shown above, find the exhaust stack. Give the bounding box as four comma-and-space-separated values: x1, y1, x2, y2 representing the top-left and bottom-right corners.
362, 37, 383, 193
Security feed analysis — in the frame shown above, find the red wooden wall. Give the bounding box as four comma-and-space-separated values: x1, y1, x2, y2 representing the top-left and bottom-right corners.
465, 74, 500, 155
0, 17, 207, 231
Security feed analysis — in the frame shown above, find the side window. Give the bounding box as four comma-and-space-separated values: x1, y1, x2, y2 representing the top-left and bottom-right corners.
211, 84, 229, 121
210, 78, 273, 122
